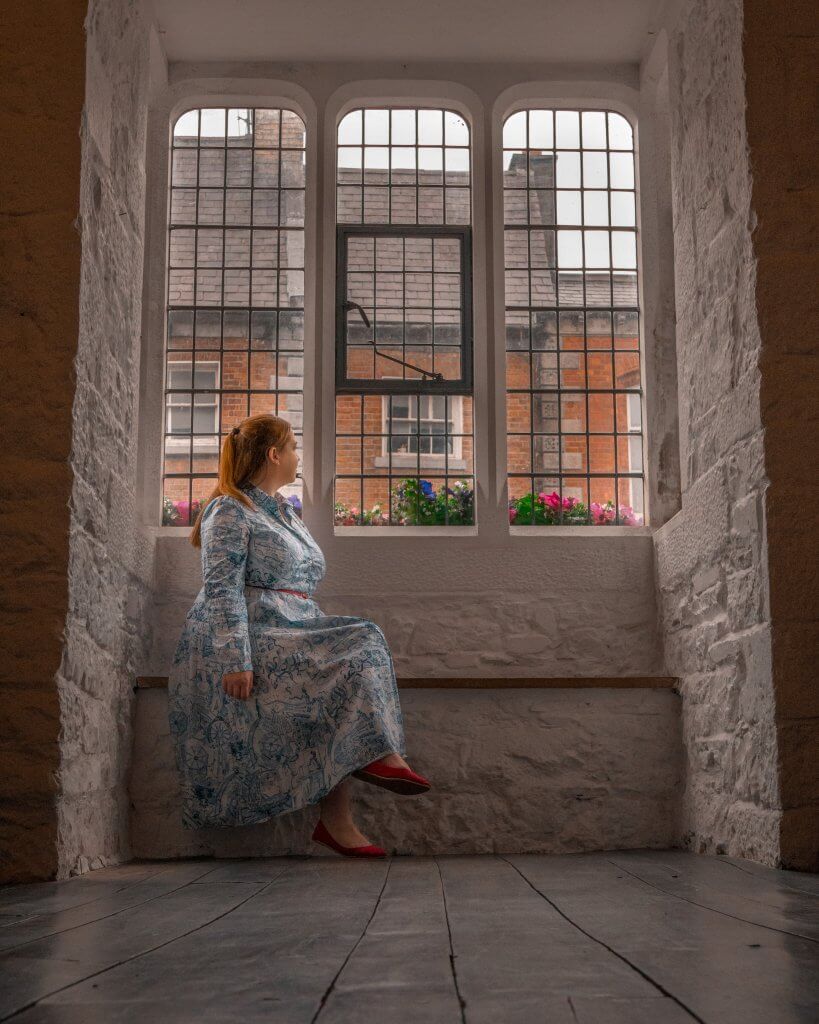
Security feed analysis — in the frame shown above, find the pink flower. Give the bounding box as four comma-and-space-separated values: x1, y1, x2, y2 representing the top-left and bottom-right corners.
590, 501, 615, 525
538, 490, 563, 511
618, 505, 644, 526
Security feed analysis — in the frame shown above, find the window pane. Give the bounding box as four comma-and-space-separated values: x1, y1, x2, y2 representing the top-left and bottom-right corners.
163, 107, 306, 522
335, 106, 474, 526
504, 108, 644, 527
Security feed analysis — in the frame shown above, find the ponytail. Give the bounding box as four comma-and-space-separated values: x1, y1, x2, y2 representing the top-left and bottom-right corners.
189, 414, 293, 548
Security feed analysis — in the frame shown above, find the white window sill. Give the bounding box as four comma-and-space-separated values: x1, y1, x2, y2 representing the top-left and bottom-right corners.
372, 456, 468, 471
164, 439, 220, 453
153, 524, 652, 538
508, 524, 653, 536
334, 525, 479, 536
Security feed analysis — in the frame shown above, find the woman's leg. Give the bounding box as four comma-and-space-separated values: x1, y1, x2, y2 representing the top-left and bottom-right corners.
316, 751, 412, 846
318, 778, 375, 847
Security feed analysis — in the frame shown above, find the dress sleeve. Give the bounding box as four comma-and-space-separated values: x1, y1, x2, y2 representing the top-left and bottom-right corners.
200, 496, 253, 676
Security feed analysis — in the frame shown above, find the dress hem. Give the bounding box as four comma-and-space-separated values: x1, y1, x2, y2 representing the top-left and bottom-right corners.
179, 737, 408, 832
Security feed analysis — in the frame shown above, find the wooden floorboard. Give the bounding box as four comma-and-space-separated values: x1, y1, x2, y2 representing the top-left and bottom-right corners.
0, 852, 816, 1024
0, 863, 293, 1019
504, 852, 819, 1024
0, 863, 166, 920
4, 859, 393, 1023
437, 855, 676, 1023
719, 855, 819, 898
316, 857, 462, 1023
0, 863, 221, 953
606, 850, 819, 942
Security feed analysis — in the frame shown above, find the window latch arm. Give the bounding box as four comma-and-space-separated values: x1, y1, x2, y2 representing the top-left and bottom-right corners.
342, 300, 444, 382
343, 300, 371, 328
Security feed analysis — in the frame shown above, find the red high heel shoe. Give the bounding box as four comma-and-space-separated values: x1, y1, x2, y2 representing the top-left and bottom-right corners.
311, 818, 387, 858
352, 758, 432, 795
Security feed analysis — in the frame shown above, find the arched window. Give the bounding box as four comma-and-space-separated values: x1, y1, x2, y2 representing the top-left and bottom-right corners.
503, 109, 644, 526
162, 107, 306, 525
334, 107, 475, 527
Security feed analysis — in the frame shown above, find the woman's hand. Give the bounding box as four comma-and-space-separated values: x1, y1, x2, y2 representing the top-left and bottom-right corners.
222, 669, 254, 700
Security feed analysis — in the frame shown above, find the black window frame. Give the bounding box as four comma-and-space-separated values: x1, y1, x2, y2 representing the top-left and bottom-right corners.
335, 223, 474, 396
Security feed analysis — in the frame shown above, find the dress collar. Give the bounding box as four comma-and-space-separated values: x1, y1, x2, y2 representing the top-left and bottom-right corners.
239, 482, 292, 520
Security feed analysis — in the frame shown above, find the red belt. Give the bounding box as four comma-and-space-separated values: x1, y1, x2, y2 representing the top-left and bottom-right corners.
273, 587, 309, 599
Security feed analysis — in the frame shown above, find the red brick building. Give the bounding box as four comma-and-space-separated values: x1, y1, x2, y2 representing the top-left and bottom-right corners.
162, 107, 642, 526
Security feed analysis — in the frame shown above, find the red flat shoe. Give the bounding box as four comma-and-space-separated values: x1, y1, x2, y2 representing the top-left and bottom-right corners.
352, 758, 432, 795
311, 818, 386, 858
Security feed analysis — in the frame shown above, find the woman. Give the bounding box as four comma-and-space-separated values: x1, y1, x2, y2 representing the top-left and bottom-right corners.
168, 413, 431, 858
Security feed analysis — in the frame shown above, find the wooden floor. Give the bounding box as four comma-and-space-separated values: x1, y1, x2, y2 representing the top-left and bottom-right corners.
0, 851, 817, 1023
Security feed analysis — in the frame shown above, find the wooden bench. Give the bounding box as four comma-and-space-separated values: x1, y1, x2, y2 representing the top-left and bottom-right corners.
128, 676, 683, 859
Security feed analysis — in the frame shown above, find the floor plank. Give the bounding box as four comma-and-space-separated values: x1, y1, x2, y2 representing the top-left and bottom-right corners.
720, 856, 819, 898
606, 850, 819, 941
436, 855, 675, 1024
0, 868, 291, 1019
567, 995, 695, 1023
1, 852, 817, 1024
504, 853, 819, 1024
0, 863, 219, 953
0, 864, 167, 921
317, 857, 462, 1023
8, 859, 390, 1023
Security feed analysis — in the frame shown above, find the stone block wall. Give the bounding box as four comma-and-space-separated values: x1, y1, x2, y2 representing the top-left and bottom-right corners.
129, 686, 684, 858
654, 0, 779, 863
55, 0, 157, 879
149, 533, 665, 680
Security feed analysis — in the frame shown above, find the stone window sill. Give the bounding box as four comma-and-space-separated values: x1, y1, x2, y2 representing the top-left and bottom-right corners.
154, 523, 653, 537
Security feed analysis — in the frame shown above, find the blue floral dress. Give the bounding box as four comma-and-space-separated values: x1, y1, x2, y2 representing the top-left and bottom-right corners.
167, 481, 406, 829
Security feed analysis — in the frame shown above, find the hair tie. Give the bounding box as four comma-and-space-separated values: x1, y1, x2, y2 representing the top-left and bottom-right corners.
231, 426, 240, 437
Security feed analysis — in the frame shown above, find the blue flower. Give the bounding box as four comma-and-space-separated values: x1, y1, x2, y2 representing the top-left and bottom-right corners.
420, 479, 435, 498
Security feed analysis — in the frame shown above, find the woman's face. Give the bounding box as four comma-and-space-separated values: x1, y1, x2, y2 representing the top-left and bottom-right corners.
274, 432, 299, 481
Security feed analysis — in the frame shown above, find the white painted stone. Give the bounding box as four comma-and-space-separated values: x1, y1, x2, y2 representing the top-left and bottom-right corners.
129, 686, 684, 858
654, 0, 780, 865
56, 0, 158, 880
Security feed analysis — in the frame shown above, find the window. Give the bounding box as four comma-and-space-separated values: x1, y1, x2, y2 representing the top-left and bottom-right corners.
504, 109, 645, 526
162, 107, 306, 525
374, 377, 465, 469
334, 108, 475, 527
166, 361, 219, 438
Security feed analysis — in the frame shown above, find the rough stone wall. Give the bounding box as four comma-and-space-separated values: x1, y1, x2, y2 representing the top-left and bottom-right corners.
150, 534, 664, 679
742, 0, 818, 870
654, 0, 779, 863
130, 687, 684, 858
55, 0, 156, 878
0, 0, 88, 885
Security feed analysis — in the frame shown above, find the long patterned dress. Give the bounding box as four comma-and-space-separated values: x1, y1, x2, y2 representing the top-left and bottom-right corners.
167, 481, 406, 829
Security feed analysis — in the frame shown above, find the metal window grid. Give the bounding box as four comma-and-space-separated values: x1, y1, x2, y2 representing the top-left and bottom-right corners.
333, 107, 475, 526
503, 108, 645, 526
162, 107, 306, 524
335, 224, 473, 395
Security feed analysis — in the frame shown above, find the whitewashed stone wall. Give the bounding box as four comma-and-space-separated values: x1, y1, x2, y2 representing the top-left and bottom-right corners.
654, 0, 779, 863
129, 687, 684, 857
57, 0, 158, 877
149, 533, 664, 679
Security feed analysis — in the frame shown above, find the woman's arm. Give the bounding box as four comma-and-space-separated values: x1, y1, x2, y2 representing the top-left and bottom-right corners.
200, 496, 253, 676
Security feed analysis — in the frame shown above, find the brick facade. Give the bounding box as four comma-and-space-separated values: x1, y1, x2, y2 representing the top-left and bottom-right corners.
162, 108, 641, 525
